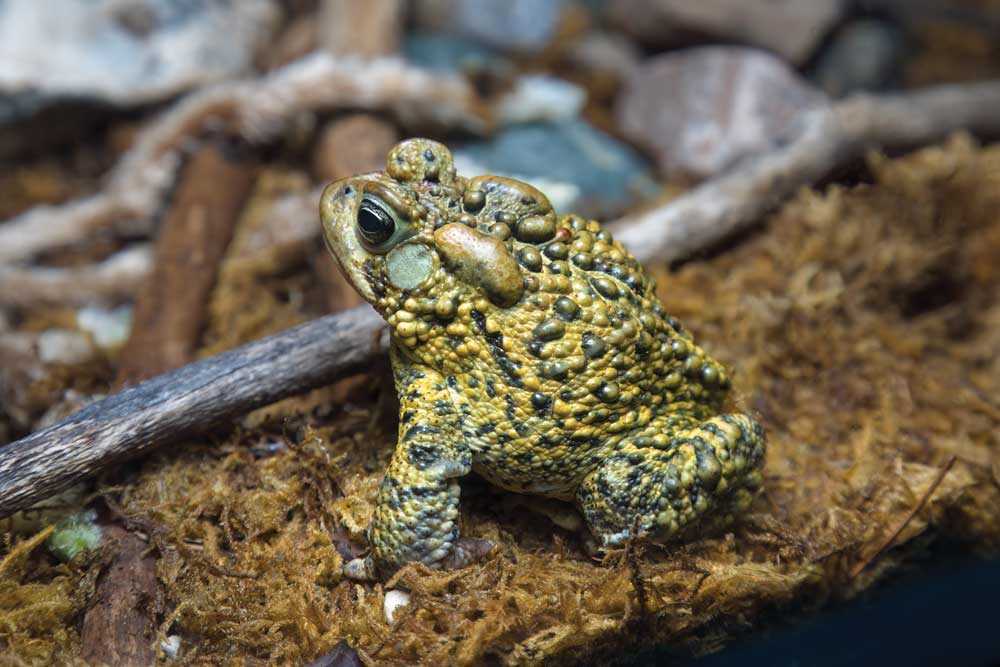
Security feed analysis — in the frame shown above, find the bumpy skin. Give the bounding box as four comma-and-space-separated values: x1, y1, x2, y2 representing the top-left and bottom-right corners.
320, 139, 765, 579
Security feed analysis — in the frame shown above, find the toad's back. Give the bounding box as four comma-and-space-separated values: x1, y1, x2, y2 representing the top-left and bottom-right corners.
428, 209, 737, 499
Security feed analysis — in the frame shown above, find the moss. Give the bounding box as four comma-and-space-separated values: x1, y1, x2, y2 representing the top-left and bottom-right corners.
0, 528, 82, 665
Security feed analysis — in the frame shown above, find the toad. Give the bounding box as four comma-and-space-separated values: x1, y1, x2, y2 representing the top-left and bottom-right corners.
320, 139, 765, 579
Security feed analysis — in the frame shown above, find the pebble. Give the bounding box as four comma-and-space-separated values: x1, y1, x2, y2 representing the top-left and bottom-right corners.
411, 0, 568, 53
384, 589, 411, 623
609, 0, 842, 65
616, 46, 828, 180
160, 635, 182, 659
565, 30, 642, 84
403, 31, 511, 75
77, 305, 132, 349
37, 329, 96, 365
809, 18, 905, 97
0, 0, 279, 105
495, 75, 587, 125
455, 120, 657, 218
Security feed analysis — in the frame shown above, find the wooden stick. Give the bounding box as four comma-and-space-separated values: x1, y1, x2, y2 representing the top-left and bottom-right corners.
613, 81, 1000, 264
0, 305, 388, 520
0, 245, 152, 307
80, 525, 162, 667
116, 138, 257, 386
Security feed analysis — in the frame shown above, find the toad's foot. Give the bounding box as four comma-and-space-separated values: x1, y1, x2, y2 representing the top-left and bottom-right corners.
345, 537, 496, 580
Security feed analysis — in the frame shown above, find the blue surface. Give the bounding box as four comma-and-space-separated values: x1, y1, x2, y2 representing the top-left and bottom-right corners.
623, 556, 1000, 667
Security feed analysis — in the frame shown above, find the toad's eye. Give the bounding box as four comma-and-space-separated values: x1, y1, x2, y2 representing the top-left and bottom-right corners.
357, 197, 396, 247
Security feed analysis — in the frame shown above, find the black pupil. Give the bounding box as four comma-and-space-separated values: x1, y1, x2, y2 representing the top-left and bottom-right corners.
357, 200, 394, 245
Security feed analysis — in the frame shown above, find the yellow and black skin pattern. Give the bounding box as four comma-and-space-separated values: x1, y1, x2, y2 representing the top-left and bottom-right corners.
320, 139, 765, 580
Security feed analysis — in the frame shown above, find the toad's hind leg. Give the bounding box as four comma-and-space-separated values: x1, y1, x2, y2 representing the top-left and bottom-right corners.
576, 414, 765, 547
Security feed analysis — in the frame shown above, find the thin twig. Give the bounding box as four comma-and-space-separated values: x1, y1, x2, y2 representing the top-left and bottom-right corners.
613, 81, 1000, 264
115, 138, 257, 386
0, 305, 388, 520
0, 245, 152, 307
848, 456, 957, 578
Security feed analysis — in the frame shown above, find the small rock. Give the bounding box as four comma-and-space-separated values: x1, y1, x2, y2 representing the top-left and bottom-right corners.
455, 120, 658, 219
317, 0, 403, 58
305, 640, 363, 667
160, 635, 182, 659
609, 0, 843, 65
384, 589, 411, 624
616, 47, 828, 180
810, 19, 905, 97
312, 114, 400, 183
565, 31, 641, 84
495, 75, 587, 125
37, 329, 96, 365
77, 305, 132, 349
0, 0, 279, 105
411, 0, 568, 53
404, 31, 508, 73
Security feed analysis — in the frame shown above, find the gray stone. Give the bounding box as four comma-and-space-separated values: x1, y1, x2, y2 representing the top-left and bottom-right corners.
565, 31, 642, 84
411, 0, 567, 54
609, 0, 843, 65
616, 47, 829, 180
37, 329, 96, 366
455, 120, 659, 218
403, 31, 510, 74
810, 19, 906, 97
0, 0, 279, 105
495, 75, 587, 125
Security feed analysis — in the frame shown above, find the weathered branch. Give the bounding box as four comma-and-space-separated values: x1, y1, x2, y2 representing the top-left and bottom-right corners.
0, 54, 486, 265
613, 81, 1000, 263
0, 305, 388, 520
115, 138, 257, 386
0, 245, 152, 307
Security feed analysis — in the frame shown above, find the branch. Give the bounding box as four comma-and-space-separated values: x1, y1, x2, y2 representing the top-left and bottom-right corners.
0, 54, 486, 265
613, 81, 1000, 264
0, 305, 388, 520
115, 138, 257, 386
0, 245, 152, 307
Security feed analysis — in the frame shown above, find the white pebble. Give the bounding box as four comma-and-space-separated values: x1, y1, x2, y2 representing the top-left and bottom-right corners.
77, 305, 132, 348
383, 589, 410, 624
37, 329, 95, 365
496, 74, 586, 125
160, 635, 181, 659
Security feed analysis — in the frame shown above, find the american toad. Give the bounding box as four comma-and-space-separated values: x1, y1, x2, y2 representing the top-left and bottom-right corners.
320, 139, 765, 579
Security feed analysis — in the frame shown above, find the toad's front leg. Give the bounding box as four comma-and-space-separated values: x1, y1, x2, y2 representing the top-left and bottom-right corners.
344, 359, 482, 580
